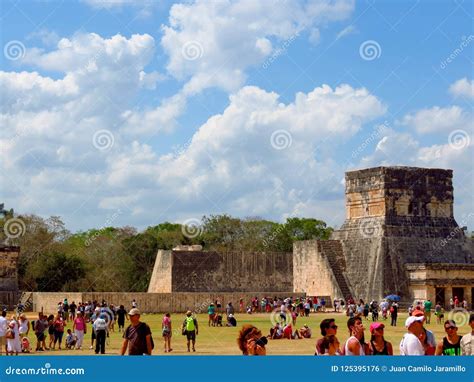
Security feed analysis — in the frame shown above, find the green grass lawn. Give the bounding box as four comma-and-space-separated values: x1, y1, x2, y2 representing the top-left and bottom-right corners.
16, 311, 470, 356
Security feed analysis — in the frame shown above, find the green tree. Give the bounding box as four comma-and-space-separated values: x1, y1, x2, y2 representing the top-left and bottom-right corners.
29, 252, 86, 292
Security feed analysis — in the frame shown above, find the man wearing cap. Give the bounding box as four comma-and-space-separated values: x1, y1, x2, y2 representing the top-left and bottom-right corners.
400, 316, 425, 355
121, 308, 152, 355
460, 313, 474, 355
182, 311, 198, 352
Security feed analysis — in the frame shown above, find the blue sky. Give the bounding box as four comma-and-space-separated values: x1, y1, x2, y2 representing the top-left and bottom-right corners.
1, 0, 473, 232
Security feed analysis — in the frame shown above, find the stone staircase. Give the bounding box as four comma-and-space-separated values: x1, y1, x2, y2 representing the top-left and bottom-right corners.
17, 291, 33, 312
318, 241, 352, 299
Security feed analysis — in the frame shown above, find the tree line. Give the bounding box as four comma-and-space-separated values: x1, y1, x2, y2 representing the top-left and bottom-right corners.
0, 213, 333, 292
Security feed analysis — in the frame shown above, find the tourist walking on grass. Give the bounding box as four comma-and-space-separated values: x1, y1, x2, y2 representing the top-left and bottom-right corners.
390, 302, 398, 326
73, 311, 87, 350
34, 313, 48, 351
116, 305, 127, 332
315, 318, 341, 355
344, 317, 366, 355
182, 311, 198, 352
121, 308, 153, 355
162, 313, 172, 353
18, 314, 30, 339
47, 314, 55, 349
367, 323, 393, 355
424, 299, 432, 324
0, 310, 7, 355
460, 313, 474, 355
400, 316, 425, 355
7, 316, 21, 355
435, 320, 461, 356
93, 313, 108, 354
52, 313, 65, 350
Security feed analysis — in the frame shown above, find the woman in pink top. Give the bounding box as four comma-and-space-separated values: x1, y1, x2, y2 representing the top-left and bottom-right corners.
73, 312, 87, 350
162, 313, 172, 353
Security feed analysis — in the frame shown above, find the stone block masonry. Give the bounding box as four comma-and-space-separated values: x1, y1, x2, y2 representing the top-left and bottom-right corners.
148, 249, 293, 293
31, 292, 297, 314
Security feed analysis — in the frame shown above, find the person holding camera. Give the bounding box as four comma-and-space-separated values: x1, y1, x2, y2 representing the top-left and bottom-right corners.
237, 325, 267, 355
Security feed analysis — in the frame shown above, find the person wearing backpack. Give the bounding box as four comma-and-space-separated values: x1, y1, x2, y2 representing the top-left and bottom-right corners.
182, 310, 198, 352
120, 308, 153, 355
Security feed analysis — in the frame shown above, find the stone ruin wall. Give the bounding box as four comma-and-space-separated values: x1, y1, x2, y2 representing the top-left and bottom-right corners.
293, 240, 343, 298
0, 246, 19, 291
148, 249, 293, 293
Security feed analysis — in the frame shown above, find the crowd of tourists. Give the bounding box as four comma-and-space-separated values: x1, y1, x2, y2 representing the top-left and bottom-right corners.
0, 295, 472, 356
239, 312, 474, 356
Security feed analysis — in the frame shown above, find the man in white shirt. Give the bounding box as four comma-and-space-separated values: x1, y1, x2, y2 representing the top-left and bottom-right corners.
400, 316, 425, 355
0, 310, 7, 355
460, 313, 474, 355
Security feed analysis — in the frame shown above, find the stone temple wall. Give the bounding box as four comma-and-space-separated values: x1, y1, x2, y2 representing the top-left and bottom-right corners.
0, 246, 19, 291
148, 250, 293, 293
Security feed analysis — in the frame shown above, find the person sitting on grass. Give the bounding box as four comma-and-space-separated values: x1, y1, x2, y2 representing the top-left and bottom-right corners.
65, 329, 77, 350
269, 323, 283, 339
227, 314, 237, 327
299, 324, 312, 339
237, 325, 266, 355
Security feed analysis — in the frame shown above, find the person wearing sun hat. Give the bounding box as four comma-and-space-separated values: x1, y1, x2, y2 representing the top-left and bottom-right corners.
367, 322, 393, 355
182, 311, 198, 352
400, 315, 425, 355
